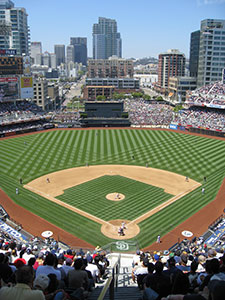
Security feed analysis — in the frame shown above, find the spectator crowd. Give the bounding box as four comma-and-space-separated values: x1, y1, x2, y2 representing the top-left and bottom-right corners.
0, 101, 51, 134
0, 210, 224, 300
173, 107, 225, 132
0, 229, 109, 300
186, 81, 225, 108
50, 111, 81, 127
132, 221, 225, 300
0, 101, 44, 124
124, 100, 174, 126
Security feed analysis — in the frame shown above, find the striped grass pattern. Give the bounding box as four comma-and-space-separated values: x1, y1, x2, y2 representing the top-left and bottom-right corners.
0, 129, 225, 248
57, 175, 173, 221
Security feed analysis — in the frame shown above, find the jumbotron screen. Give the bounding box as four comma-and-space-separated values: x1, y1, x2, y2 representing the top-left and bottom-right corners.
0, 56, 23, 75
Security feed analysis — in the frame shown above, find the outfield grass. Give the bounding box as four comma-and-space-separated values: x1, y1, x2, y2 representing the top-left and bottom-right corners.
1, 129, 225, 248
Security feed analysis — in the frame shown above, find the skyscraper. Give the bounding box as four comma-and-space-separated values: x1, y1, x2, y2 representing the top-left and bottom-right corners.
66, 45, 74, 64
50, 53, 56, 69
189, 31, 200, 77
70, 37, 87, 65
54, 44, 65, 66
0, 0, 30, 55
158, 49, 185, 91
92, 17, 122, 59
196, 19, 225, 87
31, 42, 42, 64
42, 51, 50, 67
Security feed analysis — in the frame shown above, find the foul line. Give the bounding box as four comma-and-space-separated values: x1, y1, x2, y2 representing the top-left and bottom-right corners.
24, 182, 201, 232
24, 185, 111, 227
129, 183, 201, 225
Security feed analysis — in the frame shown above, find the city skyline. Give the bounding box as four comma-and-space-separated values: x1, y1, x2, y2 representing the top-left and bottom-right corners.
15, 0, 225, 59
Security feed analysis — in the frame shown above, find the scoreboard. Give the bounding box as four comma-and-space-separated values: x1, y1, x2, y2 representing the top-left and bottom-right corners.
0, 56, 23, 75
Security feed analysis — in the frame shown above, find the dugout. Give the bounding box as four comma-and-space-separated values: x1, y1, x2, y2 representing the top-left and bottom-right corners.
80, 101, 131, 127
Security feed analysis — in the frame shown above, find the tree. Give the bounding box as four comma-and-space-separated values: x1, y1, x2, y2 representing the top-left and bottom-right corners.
156, 96, 164, 101
143, 94, 151, 100
131, 92, 144, 98
96, 95, 106, 101
112, 93, 126, 100
174, 105, 183, 112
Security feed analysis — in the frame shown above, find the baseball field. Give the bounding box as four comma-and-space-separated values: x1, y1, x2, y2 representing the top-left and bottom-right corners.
0, 128, 225, 249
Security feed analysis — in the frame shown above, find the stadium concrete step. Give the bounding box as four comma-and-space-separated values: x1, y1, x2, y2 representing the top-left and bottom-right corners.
88, 264, 142, 299
88, 286, 142, 300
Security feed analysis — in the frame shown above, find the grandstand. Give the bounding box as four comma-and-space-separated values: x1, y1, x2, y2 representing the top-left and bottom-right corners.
170, 81, 225, 135
0, 85, 225, 299
186, 81, 225, 108
0, 202, 224, 299
124, 99, 174, 126
0, 100, 53, 135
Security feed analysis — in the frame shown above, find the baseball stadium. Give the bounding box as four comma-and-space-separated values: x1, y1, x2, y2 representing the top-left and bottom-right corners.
0, 82, 225, 299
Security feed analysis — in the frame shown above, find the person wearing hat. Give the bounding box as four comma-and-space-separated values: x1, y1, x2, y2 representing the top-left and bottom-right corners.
85, 257, 100, 283
177, 253, 191, 273
62, 258, 73, 276
64, 249, 74, 261
34, 252, 45, 270
33, 274, 50, 292
0, 265, 45, 299
23, 248, 35, 263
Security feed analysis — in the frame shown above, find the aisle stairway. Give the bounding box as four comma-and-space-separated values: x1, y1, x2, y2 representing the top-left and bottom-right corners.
88, 254, 142, 300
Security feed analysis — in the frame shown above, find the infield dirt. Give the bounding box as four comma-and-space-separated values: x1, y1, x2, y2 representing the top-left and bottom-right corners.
25, 165, 201, 240
1, 128, 224, 249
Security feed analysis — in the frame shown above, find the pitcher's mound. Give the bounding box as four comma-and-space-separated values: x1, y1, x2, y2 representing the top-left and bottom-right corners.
101, 219, 140, 239
106, 193, 125, 201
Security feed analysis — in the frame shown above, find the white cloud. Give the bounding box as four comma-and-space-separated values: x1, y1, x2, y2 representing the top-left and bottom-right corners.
197, 0, 225, 5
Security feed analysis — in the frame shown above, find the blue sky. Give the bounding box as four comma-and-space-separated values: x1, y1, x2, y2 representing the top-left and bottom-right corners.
16, 0, 225, 59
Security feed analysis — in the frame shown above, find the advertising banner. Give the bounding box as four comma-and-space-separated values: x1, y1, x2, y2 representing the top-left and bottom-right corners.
0, 77, 18, 101
23, 56, 31, 76
169, 124, 178, 130
20, 77, 34, 99
0, 49, 17, 56
0, 219, 29, 243
204, 220, 225, 247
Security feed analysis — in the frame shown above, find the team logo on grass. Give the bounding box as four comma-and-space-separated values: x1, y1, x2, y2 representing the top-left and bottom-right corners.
116, 241, 129, 251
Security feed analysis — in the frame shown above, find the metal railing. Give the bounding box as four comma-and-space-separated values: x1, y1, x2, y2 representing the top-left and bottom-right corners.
97, 254, 121, 300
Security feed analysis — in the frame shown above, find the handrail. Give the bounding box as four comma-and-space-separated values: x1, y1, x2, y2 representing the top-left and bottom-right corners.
97, 254, 121, 300
97, 276, 113, 300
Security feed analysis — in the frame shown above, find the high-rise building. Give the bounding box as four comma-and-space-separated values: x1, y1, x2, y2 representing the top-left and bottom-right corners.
196, 19, 225, 87
88, 57, 133, 78
31, 42, 42, 64
66, 44, 74, 64
42, 51, 50, 67
0, 0, 30, 55
50, 53, 56, 69
54, 44, 65, 66
92, 17, 122, 59
70, 37, 87, 65
158, 49, 185, 90
189, 31, 200, 77
33, 78, 49, 110
36, 53, 42, 65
